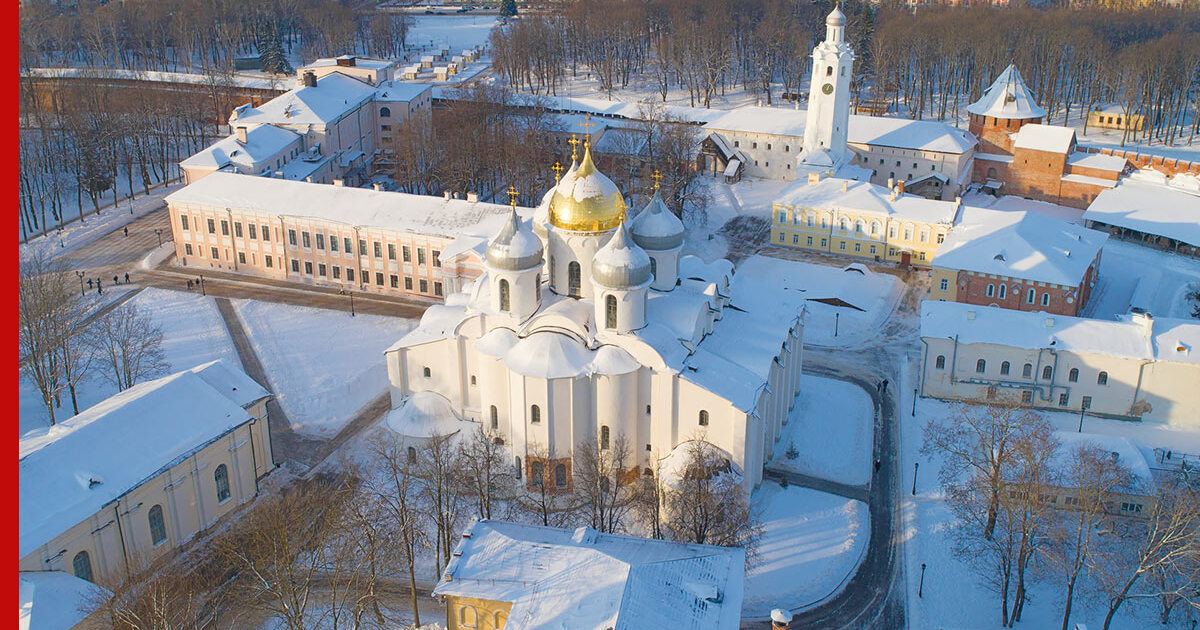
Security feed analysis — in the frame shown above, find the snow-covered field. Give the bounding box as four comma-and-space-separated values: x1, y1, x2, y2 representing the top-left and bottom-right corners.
20, 183, 183, 257
682, 177, 791, 262
743, 484, 869, 618
734, 256, 904, 348
232, 300, 416, 437
1082, 239, 1200, 321
19, 288, 238, 435
771, 375, 873, 487
407, 14, 498, 52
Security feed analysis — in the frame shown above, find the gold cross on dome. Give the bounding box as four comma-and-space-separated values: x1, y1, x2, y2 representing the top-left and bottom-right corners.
651, 169, 663, 190
551, 161, 564, 183
506, 186, 519, 207
567, 135, 580, 160
580, 114, 596, 148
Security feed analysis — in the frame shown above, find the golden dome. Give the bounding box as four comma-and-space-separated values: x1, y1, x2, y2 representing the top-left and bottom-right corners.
548, 146, 626, 232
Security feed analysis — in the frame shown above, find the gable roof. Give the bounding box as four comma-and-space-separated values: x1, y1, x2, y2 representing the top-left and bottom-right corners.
18, 361, 268, 558
967, 64, 1046, 120
1083, 171, 1200, 248
180, 123, 301, 170
933, 207, 1107, 286
434, 520, 744, 630
1012, 124, 1076, 154
776, 176, 961, 225
231, 72, 377, 126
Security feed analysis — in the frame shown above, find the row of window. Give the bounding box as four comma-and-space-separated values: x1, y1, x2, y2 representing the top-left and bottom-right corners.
983, 283, 1055, 307
776, 232, 927, 261
289, 259, 444, 294
775, 213, 943, 244
284, 230, 442, 267
183, 243, 276, 269
185, 215, 274, 243
937, 355, 1110, 386
732, 139, 791, 152
1005, 489, 1143, 514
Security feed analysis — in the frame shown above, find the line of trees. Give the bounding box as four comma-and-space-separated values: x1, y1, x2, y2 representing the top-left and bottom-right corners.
19, 252, 167, 425
924, 403, 1200, 629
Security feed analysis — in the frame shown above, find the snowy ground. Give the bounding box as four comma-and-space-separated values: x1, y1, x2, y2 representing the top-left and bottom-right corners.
734, 256, 905, 348
743, 484, 869, 619
20, 182, 183, 258
19, 287, 238, 435
232, 300, 417, 437
406, 14, 498, 52
1081, 239, 1200, 321
770, 375, 873, 487
681, 176, 792, 261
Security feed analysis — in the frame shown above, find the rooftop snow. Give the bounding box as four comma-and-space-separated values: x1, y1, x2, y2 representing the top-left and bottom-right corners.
19, 571, 109, 630
166, 172, 522, 239
1066, 151, 1128, 172
1083, 172, 1200, 248
1012, 124, 1076, 154
180, 124, 300, 170
934, 207, 1107, 286
19, 361, 268, 558
776, 177, 960, 225
301, 56, 394, 71
920, 301, 1200, 366
701, 107, 976, 154
966, 65, 1047, 120
434, 519, 744, 630
24, 66, 280, 90
1052, 431, 1153, 488
374, 80, 432, 103
232, 72, 376, 126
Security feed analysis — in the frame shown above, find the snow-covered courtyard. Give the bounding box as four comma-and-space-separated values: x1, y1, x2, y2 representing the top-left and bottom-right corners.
1082, 239, 1200, 321
770, 375, 873, 487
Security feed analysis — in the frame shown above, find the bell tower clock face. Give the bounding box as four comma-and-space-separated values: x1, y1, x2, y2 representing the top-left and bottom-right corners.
821, 82, 834, 95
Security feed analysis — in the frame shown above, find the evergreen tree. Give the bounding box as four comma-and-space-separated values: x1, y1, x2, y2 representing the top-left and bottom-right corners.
258, 23, 293, 76
499, 0, 518, 18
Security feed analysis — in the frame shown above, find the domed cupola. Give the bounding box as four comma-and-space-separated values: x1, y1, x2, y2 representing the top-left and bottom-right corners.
548, 145, 626, 233
591, 222, 651, 333
485, 206, 544, 320
630, 189, 685, 291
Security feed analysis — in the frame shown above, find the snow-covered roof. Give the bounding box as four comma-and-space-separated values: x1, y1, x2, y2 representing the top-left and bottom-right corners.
934, 207, 1107, 286
19, 571, 108, 630
1066, 151, 1128, 173
384, 391, 477, 440
181, 124, 301, 170
167, 172, 521, 240
630, 191, 685, 251
486, 208, 544, 271
1083, 171, 1200, 248
920, 301, 1200, 366
301, 56, 394, 71
434, 519, 744, 630
374, 80, 431, 103
24, 66, 281, 90
966, 65, 1046, 120
848, 114, 977, 154
1012, 124, 1075, 154
776, 177, 960, 225
591, 223, 652, 289
19, 361, 269, 558
592, 127, 648, 156
231, 72, 377, 126
1052, 431, 1153, 489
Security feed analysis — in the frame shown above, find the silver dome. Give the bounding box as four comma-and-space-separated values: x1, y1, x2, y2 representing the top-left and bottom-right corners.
486, 208, 544, 271
592, 222, 652, 288
630, 191, 685, 251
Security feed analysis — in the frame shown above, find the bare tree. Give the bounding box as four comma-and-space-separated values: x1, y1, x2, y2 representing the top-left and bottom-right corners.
459, 428, 514, 521
18, 251, 77, 424
573, 433, 634, 534
364, 435, 428, 628
413, 432, 468, 578
516, 441, 578, 528
92, 561, 225, 630
92, 301, 167, 392
631, 452, 667, 540
662, 438, 759, 555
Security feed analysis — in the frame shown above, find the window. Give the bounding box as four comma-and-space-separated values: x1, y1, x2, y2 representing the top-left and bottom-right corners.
919, 229, 929, 244
515, 457, 522, 479
779, 211, 787, 223
289, 229, 298, 246
986, 284, 995, 298
214, 464, 231, 502
402, 245, 411, 262
600, 426, 610, 450
419, 279, 428, 292
605, 294, 618, 328
998, 284, 1007, 300
433, 251, 441, 267
1043, 366, 1053, 380
490, 406, 498, 430
555, 464, 567, 487
148, 504, 167, 545
376, 272, 385, 286
807, 236, 814, 246
568, 261, 581, 297
940, 278, 949, 291
344, 237, 351, 252
826, 65, 832, 76
794, 234, 800, 245
458, 605, 477, 628
211, 247, 220, 259
359, 239, 367, 255
315, 233, 325, 249
408, 446, 417, 463
291, 259, 300, 272
380, 106, 391, 117
238, 252, 246, 264
1001, 361, 1010, 376
248, 223, 257, 239
381, 125, 391, 132
470, 375, 476, 385
699, 410, 709, 426
221, 220, 230, 236
423, 367, 431, 377
388, 244, 397, 260
839, 241, 846, 251
779, 233, 785, 243
854, 243, 861, 253
1082, 395, 1092, 410
418, 248, 426, 265
234, 222, 243, 238
976, 359, 986, 373
329, 234, 337, 251
650, 257, 657, 278
332, 265, 340, 279
208, 218, 217, 234
1097, 371, 1108, 385
389, 274, 398, 288
347, 268, 355, 282
1058, 392, 1069, 407
1041, 293, 1050, 307
532, 462, 544, 486
1069, 368, 1079, 383
263, 225, 271, 242
1027, 288, 1036, 304
404, 277, 413, 290
904, 227, 913, 241
1023, 363, 1033, 378
304, 261, 313, 275
935, 355, 946, 369
530, 404, 541, 424
374, 241, 382, 258
498, 279, 510, 311
181, 215, 189, 230
73, 551, 93, 582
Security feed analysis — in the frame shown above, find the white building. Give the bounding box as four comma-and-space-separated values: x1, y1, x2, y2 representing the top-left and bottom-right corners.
919, 301, 1200, 426
1083, 170, 1200, 258
385, 146, 806, 493
800, 6, 855, 169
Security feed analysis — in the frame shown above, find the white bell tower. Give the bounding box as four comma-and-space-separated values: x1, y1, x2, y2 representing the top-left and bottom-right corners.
800, 6, 854, 168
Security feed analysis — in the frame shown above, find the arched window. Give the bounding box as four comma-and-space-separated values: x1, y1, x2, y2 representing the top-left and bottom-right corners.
1000, 361, 1010, 376
458, 605, 477, 628
532, 461, 544, 486
498, 279, 510, 312
1042, 366, 1054, 380
855, 219, 865, 233
998, 284, 1007, 300
493, 436, 504, 445
1097, 371, 1108, 386
530, 404, 541, 424
554, 464, 567, 487
699, 410, 709, 426
1023, 363, 1033, 378
985, 284, 995, 298
870, 221, 881, 236
515, 457, 522, 479
490, 405, 498, 430
935, 355, 946, 369
826, 65, 832, 76
839, 218, 849, 231
1041, 293, 1050, 307
73, 551, 93, 582
600, 426, 610, 450
568, 261, 581, 297
214, 464, 231, 503
649, 257, 657, 280
987, 167, 997, 180
380, 106, 392, 118
1068, 368, 1079, 383
407, 446, 417, 463
148, 504, 167, 545
605, 294, 618, 329
976, 359, 987, 373
423, 367, 431, 378
1027, 288, 1036, 304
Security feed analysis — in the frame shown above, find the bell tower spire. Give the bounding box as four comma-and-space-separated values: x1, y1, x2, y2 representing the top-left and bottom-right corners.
799, 5, 855, 169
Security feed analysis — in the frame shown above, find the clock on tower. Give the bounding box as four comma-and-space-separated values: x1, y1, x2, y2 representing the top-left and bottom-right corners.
800, 6, 855, 169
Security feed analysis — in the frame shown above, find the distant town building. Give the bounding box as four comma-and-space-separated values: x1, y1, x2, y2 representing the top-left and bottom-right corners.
1083, 170, 1200, 259
930, 207, 1107, 316
19, 362, 274, 587
919, 301, 1200, 426
1087, 103, 1145, 134
297, 55, 396, 86
432, 520, 745, 630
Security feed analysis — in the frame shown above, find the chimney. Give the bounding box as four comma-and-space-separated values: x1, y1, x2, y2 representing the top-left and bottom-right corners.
966, 310, 976, 320
897, 180, 905, 195
235, 126, 248, 144
807, 173, 821, 185
372, 182, 383, 191
771, 609, 793, 629
444, 190, 452, 200
336, 55, 356, 67
303, 70, 317, 88
467, 191, 479, 202
887, 177, 895, 189
842, 180, 849, 193
1044, 317, 1055, 328
332, 178, 344, 187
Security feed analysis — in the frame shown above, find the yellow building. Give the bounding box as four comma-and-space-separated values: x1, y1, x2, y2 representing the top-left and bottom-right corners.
1087, 104, 1144, 133
770, 175, 960, 267
434, 520, 745, 629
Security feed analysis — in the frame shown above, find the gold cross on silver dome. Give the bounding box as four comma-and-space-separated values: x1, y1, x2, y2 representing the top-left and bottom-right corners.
506, 185, 519, 207
567, 135, 580, 161
651, 169, 663, 190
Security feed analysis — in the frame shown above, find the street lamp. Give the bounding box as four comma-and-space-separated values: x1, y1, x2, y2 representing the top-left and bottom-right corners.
1077, 398, 1090, 433
919, 563, 927, 598
199, 275, 206, 296
154, 228, 163, 248
912, 462, 919, 496
340, 289, 356, 317
834, 312, 840, 337
912, 387, 918, 417
75, 270, 86, 297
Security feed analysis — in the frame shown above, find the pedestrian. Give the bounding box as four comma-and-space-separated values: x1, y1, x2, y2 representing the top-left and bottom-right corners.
123, 226, 129, 237
187, 279, 193, 290
97, 281, 103, 295
876, 381, 882, 392
124, 272, 130, 284
1168, 450, 1173, 461
60, 239, 64, 248
882, 379, 889, 393
874, 459, 881, 472
113, 275, 119, 285
87, 278, 93, 290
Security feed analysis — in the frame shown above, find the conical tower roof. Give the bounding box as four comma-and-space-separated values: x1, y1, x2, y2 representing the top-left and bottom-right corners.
967, 64, 1046, 120
591, 222, 652, 289
486, 207, 544, 271
630, 191, 684, 251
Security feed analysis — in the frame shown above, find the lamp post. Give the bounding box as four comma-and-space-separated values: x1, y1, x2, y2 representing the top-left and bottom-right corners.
1077, 398, 1090, 433
834, 312, 839, 337
340, 289, 355, 316
154, 228, 163, 248
912, 387, 918, 417
919, 563, 927, 598
912, 462, 919, 496
75, 270, 86, 297
199, 275, 206, 296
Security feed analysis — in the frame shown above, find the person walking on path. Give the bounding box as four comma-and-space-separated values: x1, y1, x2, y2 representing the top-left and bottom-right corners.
97, 280, 103, 295
87, 278, 94, 290
123, 226, 129, 237
124, 272, 130, 284
882, 379, 889, 393
113, 275, 119, 285
187, 279, 193, 290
